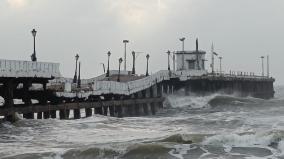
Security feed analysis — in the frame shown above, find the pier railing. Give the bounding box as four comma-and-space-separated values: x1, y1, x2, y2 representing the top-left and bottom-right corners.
93, 70, 171, 95
0, 59, 61, 78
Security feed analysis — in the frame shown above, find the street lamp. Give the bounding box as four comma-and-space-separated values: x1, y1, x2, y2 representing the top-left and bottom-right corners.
77, 62, 81, 88
31, 29, 37, 61
117, 58, 123, 82
219, 56, 222, 74
261, 56, 264, 76
73, 54, 79, 83
123, 40, 129, 71
106, 51, 111, 77
179, 37, 185, 70
211, 43, 218, 74
132, 51, 136, 75
166, 50, 171, 71
267, 55, 270, 77
146, 54, 150, 76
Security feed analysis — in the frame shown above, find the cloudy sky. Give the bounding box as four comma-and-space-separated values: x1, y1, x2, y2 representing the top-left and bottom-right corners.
0, 0, 283, 84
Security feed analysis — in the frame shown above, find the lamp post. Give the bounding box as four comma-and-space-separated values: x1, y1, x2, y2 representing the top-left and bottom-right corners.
146, 54, 150, 76
31, 29, 37, 61
267, 55, 269, 77
73, 54, 79, 83
132, 51, 136, 75
261, 56, 264, 76
219, 56, 222, 74
117, 58, 123, 82
77, 62, 81, 88
179, 37, 185, 70
106, 51, 111, 77
166, 50, 171, 71
123, 40, 129, 71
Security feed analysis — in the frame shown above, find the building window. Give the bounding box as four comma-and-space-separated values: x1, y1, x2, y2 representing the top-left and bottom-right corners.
187, 60, 195, 69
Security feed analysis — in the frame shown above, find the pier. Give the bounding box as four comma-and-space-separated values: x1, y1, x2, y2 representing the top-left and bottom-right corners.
0, 40, 275, 122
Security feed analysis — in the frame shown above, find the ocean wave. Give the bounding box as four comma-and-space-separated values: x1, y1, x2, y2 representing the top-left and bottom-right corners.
202, 130, 284, 156
166, 94, 219, 109
122, 143, 173, 159
158, 134, 207, 144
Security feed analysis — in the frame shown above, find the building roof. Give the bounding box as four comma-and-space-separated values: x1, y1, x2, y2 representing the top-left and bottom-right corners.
175, 50, 206, 55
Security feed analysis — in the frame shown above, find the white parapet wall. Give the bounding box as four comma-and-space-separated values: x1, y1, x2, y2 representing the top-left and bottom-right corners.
0, 59, 61, 78
55, 70, 209, 97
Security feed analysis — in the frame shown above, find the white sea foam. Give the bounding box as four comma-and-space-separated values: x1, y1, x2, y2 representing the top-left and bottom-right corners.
166, 94, 219, 109
203, 133, 274, 148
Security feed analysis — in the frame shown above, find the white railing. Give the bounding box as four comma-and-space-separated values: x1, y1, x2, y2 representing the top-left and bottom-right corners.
55, 70, 208, 97
0, 59, 61, 78
92, 70, 171, 95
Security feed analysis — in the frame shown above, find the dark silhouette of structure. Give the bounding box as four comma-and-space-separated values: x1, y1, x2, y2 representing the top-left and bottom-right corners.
106, 51, 111, 77
73, 54, 79, 83
31, 29, 37, 62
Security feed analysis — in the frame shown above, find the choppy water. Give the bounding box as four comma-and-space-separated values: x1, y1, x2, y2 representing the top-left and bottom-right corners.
1, 86, 284, 159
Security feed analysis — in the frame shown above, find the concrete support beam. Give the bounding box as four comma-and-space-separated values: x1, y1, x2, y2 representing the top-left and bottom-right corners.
59, 109, 68, 119
103, 106, 108, 116
150, 103, 156, 115
74, 109, 81, 119
37, 112, 43, 119
85, 108, 92, 117
22, 81, 34, 119
116, 105, 123, 118
109, 106, 115, 117
43, 111, 50, 119
50, 110, 57, 118
95, 107, 103, 115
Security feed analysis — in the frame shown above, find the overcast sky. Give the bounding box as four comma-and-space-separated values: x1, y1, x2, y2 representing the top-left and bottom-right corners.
0, 0, 283, 85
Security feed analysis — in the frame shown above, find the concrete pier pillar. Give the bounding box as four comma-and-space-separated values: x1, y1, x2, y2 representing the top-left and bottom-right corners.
85, 108, 92, 117
116, 105, 123, 118
50, 110, 57, 119
109, 106, 115, 117
22, 81, 34, 119
59, 109, 68, 119
95, 107, 103, 115
74, 109, 81, 119
3, 80, 16, 122
37, 112, 43, 119
162, 84, 167, 95
150, 103, 156, 115
43, 111, 50, 119
125, 105, 133, 117
143, 104, 149, 115
103, 106, 108, 116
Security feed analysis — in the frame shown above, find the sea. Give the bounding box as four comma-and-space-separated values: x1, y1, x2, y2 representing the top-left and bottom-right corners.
1, 86, 284, 159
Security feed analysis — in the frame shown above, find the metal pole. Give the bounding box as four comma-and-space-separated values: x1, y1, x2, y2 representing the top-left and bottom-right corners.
261, 56, 264, 76
77, 62, 81, 88
73, 54, 79, 83
180, 37, 185, 70
132, 51, 135, 75
182, 40, 184, 70
33, 35, 36, 59
167, 50, 170, 71
146, 54, 149, 76
118, 58, 123, 82
124, 42, 126, 71
211, 43, 214, 74
106, 51, 111, 77
267, 55, 269, 77
123, 40, 129, 71
173, 53, 176, 71
219, 57, 222, 74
